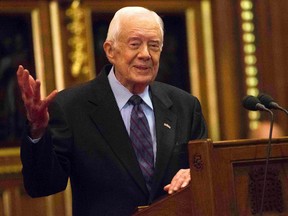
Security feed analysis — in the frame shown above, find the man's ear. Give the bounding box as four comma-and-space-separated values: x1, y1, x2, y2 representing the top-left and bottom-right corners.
103, 41, 115, 64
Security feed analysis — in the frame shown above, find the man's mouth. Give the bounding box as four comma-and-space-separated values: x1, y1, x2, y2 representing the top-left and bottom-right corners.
134, 65, 150, 70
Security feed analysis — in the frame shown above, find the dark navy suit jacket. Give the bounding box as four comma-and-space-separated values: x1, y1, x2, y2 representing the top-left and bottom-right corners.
21, 65, 208, 216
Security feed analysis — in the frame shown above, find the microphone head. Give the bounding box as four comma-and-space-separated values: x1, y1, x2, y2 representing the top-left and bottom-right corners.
242, 95, 262, 111
258, 93, 288, 115
258, 93, 275, 109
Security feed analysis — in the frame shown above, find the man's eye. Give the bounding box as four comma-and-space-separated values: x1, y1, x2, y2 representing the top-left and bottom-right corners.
150, 44, 160, 51
130, 43, 140, 48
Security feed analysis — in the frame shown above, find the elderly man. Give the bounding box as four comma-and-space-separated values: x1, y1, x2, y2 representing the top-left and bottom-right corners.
17, 6, 207, 216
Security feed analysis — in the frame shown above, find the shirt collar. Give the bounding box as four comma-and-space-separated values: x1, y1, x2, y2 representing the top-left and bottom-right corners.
108, 66, 153, 110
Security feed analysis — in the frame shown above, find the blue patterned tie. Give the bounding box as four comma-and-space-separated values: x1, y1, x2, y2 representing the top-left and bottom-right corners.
129, 95, 154, 192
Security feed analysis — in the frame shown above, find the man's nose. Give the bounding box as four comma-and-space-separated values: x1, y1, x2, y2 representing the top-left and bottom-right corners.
138, 45, 151, 60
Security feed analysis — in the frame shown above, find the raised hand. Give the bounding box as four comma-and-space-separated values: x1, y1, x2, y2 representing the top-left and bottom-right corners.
17, 65, 58, 138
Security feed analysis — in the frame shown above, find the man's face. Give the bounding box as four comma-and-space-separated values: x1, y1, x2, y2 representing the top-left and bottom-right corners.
105, 15, 162, 93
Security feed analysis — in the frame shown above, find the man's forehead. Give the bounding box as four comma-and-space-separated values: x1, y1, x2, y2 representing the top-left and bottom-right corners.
120, 15, 159, 29
127, 35, 161, 42
120, 25, 162, 40
117, 16, 163, 42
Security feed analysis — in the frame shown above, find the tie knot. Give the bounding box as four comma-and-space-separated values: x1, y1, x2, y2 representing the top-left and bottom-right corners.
129, 95, 142, 106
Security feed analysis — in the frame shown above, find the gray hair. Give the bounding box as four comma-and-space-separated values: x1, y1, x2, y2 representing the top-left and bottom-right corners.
106, 6, 164, 44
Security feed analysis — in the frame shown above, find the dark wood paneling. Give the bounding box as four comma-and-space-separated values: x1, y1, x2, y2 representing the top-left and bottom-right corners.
254, 0, 288, 132
211, 0, 245, 140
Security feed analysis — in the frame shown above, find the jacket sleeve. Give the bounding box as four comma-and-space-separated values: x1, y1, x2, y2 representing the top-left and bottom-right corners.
21, 101, 72, 197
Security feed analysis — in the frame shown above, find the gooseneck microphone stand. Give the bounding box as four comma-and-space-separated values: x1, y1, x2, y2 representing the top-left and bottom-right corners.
259, 110, 274, 216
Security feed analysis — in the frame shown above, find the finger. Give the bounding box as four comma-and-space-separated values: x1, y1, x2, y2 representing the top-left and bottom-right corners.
22, 69, 34, 97
168, 169, 190, 194
39, 90, 58, 111
180, 179, 189, 188
33, 80, 41, 103
169, 171, 182, 188
167, 175, 180, 194
46, 89, 58, 104
177, 170, 190, 189
17, 65, 25, 90
29, 73, 38, 90
163, 184, 170, 192
16, 65, 24, 80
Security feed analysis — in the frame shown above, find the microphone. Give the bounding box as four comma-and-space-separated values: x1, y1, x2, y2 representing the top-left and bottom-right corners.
242, 95, 271, 113
258, 93, 288, 115
242, 95, 274, 216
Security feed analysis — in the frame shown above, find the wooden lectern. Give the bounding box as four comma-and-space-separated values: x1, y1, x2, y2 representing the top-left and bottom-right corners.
134, 137, 288, 216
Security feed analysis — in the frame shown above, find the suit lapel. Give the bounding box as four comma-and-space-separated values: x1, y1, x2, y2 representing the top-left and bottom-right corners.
85, 68, 178, 199
149, 84, 177, 199
87, 68, 148, 196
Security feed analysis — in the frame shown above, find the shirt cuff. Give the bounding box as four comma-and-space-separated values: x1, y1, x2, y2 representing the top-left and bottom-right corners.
28, 136, 41, 144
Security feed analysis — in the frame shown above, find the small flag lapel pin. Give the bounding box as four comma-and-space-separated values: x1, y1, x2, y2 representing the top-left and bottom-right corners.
164, 123, 171, 129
